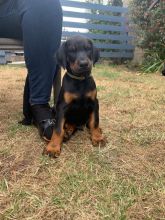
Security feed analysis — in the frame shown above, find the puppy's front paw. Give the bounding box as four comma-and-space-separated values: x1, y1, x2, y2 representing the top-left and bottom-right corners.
92, 135, 107, 147
91, 128, 107, 147
43, 143, 61, 158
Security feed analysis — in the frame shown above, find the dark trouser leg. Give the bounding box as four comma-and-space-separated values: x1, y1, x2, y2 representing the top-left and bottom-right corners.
19, 0, 62, 139
0, 0, 63, 140
0, 0, 62, 106
19, 0, 62, 105
21, 74, 32, 125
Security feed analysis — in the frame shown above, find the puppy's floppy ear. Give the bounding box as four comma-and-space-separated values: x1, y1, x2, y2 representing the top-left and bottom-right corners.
93, 46, 100, 65
56, 42, 67, 69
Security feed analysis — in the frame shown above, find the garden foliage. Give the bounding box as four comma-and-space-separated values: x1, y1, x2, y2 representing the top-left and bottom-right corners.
130, 0, 165, 72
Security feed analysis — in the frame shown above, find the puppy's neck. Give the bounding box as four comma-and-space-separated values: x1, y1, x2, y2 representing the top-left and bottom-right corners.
66, 71, 92, 81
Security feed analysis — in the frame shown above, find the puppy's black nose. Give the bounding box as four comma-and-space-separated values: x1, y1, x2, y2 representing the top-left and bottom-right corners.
79, 60, 88, 68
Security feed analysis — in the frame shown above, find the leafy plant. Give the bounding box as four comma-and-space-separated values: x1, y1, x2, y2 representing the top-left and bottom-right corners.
129, 0, 165, 73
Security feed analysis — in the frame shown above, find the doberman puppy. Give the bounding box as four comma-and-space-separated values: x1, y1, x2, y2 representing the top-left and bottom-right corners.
44, 35, 105, 157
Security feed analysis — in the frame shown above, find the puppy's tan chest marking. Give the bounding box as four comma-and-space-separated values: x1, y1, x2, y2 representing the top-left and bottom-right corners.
64, 90, 97, 104
85, 89, 97, 100
64, 92, 78, 104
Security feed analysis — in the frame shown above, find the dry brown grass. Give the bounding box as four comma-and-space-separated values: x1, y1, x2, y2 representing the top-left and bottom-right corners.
0, 64, 165, 220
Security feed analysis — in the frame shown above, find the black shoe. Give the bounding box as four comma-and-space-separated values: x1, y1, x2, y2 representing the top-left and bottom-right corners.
18, 117, 32, 126
30, 104, 56, 141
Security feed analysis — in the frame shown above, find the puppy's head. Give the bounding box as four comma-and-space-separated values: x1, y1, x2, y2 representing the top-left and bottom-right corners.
56, 36, 100, 76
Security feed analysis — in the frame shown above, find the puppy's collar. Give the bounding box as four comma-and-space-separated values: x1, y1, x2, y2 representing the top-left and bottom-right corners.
66, 72, 92, 80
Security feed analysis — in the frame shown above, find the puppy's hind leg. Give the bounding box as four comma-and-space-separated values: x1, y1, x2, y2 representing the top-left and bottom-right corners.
88, 99, 106, 147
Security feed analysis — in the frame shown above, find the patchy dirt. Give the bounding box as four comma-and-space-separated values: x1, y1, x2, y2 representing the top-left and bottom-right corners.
0, 64, 165, 220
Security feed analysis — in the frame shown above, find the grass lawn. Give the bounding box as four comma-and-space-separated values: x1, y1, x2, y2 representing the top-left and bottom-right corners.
0, 64, 165, 220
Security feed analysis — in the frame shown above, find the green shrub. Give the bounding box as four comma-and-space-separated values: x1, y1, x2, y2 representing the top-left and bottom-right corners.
129, 0, 165, 73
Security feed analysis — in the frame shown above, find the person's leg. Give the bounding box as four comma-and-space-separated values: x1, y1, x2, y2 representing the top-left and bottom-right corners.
18, 0, 62, 140
18, 0, 62, 105
0, 0, 63, 140
21, 74, 33, 125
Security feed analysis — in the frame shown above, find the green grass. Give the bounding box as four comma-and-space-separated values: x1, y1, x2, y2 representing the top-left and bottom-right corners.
95, 69, 121, 80
97, 85, 106, 92
8, 123, 32, 137
0, 178, 9, 192
0, 64, 165, 220
50, 157, 138, 219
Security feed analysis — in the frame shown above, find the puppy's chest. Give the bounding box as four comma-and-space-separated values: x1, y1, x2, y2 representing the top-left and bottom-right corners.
63, 76, 97, 105
63, 90, 96, 125
64, 90, 96, 105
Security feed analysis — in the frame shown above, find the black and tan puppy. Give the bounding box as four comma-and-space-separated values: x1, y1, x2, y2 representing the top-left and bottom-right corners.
44, 35, 105, 157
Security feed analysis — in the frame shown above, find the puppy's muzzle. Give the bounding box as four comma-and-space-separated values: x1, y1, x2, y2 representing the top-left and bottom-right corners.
79, 60, 89, 68
76, 59, 92, 73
